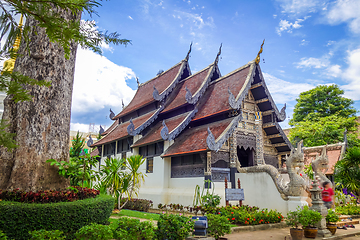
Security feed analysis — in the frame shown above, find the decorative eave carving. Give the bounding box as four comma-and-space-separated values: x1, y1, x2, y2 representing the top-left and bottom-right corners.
206, 111, 243, 152
152, 57, 192, 102
161, 108, 198, 141
109, 108, 115, 120
127, 105, 165, 136
256, 65, 286, 122
228, 63, 256, 110
185, 65, 220, 105
273, 121, 293, 150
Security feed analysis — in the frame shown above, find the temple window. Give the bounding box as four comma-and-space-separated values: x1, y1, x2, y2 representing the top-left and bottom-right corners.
117, 137, 133, 154
146, 158, 154, 173
139, 141, 164, 157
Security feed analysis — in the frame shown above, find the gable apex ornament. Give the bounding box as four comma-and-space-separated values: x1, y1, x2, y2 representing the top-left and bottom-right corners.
136, 77, 140, 87
255, 39, 265, 65
185, 42, 192, 61
215, 43, 222, 65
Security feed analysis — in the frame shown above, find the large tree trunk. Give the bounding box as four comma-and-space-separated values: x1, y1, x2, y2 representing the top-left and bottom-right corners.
0, 10, 79, 191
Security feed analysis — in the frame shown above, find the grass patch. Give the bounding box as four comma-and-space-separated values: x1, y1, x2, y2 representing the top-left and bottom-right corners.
115, 209, 161, 221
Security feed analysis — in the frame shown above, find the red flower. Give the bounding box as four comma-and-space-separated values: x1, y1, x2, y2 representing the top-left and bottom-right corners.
227, 218, 229, 220
232, 218, 235, 220
247, 218, 249, 220
231, 212, 234, 214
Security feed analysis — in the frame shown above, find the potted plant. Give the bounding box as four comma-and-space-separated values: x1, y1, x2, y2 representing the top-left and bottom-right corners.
301, 206, 322, 239
286, 208, 304, 240
326, 210, 339, 235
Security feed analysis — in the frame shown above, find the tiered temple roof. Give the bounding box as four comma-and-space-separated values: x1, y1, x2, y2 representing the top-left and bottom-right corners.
92, 44, 292, 160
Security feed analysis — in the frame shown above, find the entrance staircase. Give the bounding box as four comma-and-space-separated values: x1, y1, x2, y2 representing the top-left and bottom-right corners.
336, 215, 360, 228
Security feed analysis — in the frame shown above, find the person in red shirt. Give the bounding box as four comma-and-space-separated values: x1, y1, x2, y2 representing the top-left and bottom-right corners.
322, 181, 334, 209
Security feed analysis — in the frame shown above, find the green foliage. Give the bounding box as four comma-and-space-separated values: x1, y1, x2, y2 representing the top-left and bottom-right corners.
334, 147, 360, 195
303, 164, 314, 180
115, 209, 160, 221
326, 210, 340, 224
0, 0, 130, 150
0, 119, 17, 151
112, 217, 155, 240
99, 155, 146, 210
193, 179, 221, 208
301, 206, 322, 228
286, 206, 321, 229
0, 1, 130, 59
218, 206, 283, 225
29, 229, 66, 240
70, 131, 86, 158
289, 115, 358, 147
290, 84, 356, 124
0, 194, 114, 240
336, 204, 360, 215
74, 223, 113, 240
206, 214, 231, 240
47, 153, 100, 187
0, 230, 7, 240
156, 214, 194, 240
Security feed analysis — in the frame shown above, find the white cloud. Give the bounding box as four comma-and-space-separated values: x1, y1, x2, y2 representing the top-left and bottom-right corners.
296, 56, 330, 68
72, 48, 136, 114
276, 0, 325, 16
342, 48, 360, 100
263, 73, 316, 104
173, 10, 215, 29
70, 123, 102, 133
326, 0, 360, 34
300, 39, 309, 46
128, 16, 133, 20
276, 16, 309, 35
325, 64, 341, 78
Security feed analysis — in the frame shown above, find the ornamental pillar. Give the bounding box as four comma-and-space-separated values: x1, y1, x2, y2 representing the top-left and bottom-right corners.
255, 112, 265, 165
205, 151, 212, 188
229, 133, 237, 188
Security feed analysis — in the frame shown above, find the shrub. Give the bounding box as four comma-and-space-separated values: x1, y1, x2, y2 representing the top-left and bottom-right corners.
301, 206, 322, 228
29, 229, 66, 240
75, 223, 113, 240
206, 214, 231, 240
118, 198, 153, 212
0, 230, 7, 240
0, 194, 114, 240
326, 210, 340, 224
156, 214, 194, 240
112, 217, 155, 240
0, 187, 99, 203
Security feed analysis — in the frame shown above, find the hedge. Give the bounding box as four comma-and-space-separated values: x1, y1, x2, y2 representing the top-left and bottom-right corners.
0, 194, 114, 240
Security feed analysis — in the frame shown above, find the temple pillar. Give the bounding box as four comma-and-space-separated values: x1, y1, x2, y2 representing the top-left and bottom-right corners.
255, 112, 265, 165
205, 151, 212, 188
229, 133, 237, 188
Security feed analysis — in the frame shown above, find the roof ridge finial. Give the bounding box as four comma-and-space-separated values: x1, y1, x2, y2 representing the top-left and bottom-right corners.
214, 43, 222, 65
136, 77, 140, 87
255, 39, 265, 65
185, 42, 192, 61
122, 99, 125, 109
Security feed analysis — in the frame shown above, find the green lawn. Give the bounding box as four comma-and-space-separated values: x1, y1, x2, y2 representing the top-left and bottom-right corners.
114, 209, 161, 221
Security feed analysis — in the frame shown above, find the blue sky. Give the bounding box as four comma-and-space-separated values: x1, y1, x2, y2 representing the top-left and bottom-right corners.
70, 0, 360, 133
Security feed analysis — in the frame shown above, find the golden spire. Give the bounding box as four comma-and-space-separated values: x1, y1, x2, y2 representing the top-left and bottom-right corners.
2, 14, 24, 74
255, 39, 265, 65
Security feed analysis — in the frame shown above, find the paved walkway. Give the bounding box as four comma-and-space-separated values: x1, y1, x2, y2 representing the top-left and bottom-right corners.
223, 226, 360, 240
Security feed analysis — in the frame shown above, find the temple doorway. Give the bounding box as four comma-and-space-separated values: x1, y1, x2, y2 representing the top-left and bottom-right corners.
237, 146, 254, 167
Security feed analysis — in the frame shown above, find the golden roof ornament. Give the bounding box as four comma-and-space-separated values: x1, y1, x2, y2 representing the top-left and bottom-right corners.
2, 14, 24, 74
255, 39, 265, 65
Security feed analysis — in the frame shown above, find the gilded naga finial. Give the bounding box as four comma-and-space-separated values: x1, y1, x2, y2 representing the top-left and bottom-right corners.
2, 14, 24, 74
255, 39, 265, 65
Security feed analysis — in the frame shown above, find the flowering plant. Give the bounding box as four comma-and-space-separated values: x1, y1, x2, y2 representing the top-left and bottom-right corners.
156, 214, 194, 240
0, 186, 99, 203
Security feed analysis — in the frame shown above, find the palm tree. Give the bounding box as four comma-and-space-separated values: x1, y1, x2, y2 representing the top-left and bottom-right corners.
99, 155, 146, 210
334, 147, 360, 196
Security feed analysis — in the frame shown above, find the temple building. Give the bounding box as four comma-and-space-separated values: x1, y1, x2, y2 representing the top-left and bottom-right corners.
91, 43, 293, 205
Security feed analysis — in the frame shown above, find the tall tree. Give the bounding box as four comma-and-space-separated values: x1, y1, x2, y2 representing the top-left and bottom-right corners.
0, 1, 129, 191
289, 84, 356, 125
289, 84, 359, 147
